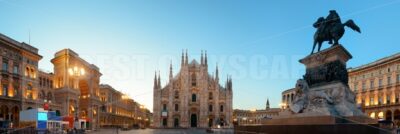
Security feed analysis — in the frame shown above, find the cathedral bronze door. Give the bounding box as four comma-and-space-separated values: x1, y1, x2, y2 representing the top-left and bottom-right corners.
174, 118, 179, 128
190, 114, 197, 127
208, 118, 213, 127
162, 118, 167, 127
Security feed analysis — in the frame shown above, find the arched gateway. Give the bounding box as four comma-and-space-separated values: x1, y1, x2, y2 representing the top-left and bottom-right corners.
51, 49, 102, 130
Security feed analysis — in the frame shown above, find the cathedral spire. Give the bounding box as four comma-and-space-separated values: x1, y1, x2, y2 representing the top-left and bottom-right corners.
215, 63, 219, 81
153, 71, 158, 90
169, 61, 173, 81
201, 50, 204, 65
226, 75, 229, 89
230, 76, 233, 90
185, 49, 188, 65
227, 75, 232, 91
204, 50, 208, 66
181, 49, 184, 67
158, 71, 161, 89
266, 98, 270, 109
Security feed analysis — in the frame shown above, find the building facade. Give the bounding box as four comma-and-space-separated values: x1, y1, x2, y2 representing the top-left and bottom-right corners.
0, 33, 42, 127
50, 49, 103, 129
98, 84, 150, 128
348, 53, 400, 125
153, 51, 233, 128
233, 100, 280, 126
38, 71, 62, 115
281, 88, 295, 109
0, 33, 150, 130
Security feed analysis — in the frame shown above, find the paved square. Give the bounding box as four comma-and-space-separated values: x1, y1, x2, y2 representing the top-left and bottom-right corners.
89, 128, 234, 134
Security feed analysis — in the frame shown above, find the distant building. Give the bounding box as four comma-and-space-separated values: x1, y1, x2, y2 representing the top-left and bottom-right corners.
233, 99, 280, 126
99, 84, 148, 128
348, 53, 400, 124
153, 51, 233, 128
281, 88, 296, 109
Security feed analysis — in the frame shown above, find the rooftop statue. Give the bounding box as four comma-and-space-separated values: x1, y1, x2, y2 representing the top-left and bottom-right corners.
311, 10, 361, 54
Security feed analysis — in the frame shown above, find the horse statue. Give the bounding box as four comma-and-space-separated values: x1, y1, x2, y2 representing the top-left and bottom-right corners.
311, 10, 361, 54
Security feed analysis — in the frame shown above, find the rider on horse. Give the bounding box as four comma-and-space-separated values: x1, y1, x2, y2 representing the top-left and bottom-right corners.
310, 10, 361, 54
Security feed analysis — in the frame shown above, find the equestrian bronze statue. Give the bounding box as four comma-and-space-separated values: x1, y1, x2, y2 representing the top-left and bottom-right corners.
311, 10, 361, 54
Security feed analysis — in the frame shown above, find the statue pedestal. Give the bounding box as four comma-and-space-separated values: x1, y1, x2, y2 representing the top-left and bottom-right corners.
300, 45, 352, 87
287, 45, 364, 117
235, 45, 379, 134
300, 44, 352, 68
262, 115, 376, 125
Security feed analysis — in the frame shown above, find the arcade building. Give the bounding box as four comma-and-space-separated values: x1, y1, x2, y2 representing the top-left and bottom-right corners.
0, 33, 149, 130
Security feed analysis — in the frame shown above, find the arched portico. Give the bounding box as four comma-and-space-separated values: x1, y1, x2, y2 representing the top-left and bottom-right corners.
51, 49, 102, 130
0, 105, 9, 120
386, 110, 392, 121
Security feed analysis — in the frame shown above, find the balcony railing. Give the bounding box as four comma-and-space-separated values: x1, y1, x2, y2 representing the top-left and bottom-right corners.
364, 101, 400, 108
370, 87, 375, 90
0, 94, 21, 100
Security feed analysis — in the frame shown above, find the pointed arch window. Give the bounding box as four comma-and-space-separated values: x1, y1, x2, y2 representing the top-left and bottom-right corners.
175, 104, 179, 111
163, 104, 167, 111
191, 74, 196, 86
192, 94, 197, 102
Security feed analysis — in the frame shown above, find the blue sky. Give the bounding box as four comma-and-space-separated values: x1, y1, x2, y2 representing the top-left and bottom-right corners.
1, 0, 400, 111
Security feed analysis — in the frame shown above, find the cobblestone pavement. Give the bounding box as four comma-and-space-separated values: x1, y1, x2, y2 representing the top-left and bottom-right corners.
88, 128, 234, 134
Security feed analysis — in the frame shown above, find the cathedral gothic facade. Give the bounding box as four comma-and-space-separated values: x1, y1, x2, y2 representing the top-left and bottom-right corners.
153, 51, 233, 128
